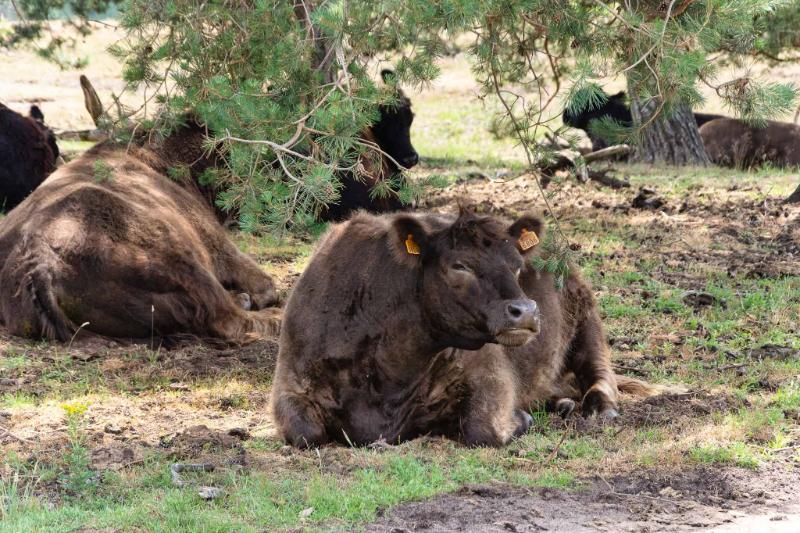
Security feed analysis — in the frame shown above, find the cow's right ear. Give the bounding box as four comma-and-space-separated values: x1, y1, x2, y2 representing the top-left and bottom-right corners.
507, 215, 545, 257
390, 215, 428, 266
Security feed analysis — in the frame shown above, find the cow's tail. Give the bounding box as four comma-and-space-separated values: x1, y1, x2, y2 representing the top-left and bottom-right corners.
615, 374, 680, 397
24, 265, 75, 341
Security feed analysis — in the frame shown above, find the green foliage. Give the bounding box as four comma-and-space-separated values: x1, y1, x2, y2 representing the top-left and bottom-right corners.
7, 0, 798, 231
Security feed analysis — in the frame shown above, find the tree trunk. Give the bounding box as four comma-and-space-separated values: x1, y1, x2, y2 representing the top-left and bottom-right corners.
627, 81, 711, 166
293, 1, 337, 84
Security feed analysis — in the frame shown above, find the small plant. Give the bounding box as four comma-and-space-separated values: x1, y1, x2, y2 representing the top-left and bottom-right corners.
59, 401, 96, 497
92, 160, 115, 183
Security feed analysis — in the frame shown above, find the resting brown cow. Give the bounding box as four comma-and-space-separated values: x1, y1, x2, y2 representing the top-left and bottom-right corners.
271, 210, 543, 448
700, 118, 800, 169
0, 122, 279, 343
0, 104, 59, 211
474, 222, 658, 422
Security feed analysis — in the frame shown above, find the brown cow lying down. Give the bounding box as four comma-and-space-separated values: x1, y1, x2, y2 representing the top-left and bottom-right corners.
700, 118, 800, 169
272, 210, 543, 448
0, 123, 279, 343
465, 221, 658, 429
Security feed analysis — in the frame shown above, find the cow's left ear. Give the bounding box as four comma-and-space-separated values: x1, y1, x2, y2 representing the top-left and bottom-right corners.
507, 215, 545, 255
29, 105, 45, 122
390, 215, 428, 267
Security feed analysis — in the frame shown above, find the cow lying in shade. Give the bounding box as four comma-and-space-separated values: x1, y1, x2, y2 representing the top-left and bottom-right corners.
0, 104, 60, 211
319, 70, 419, 221
563, 90, 724, 151
700, 118, 800, 169
0, 121, 279, 344
272, 211, 660, 448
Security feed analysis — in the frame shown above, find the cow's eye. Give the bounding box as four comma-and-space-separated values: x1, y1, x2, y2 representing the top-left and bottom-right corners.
452, 262, 470, 272
515, 268, 522, 278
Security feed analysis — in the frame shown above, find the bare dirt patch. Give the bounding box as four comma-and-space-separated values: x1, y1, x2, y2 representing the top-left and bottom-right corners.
365, 459, 800, 532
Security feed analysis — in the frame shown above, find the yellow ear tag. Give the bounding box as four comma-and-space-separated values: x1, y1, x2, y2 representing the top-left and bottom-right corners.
518, 228, 539, 251
405, 234, 420, 255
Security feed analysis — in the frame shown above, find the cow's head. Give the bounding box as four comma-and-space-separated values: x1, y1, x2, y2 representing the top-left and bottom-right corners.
371, 69, 419, 171
29, 105, 60, 160
390, 211, 542, 350
563, 90, 631, 132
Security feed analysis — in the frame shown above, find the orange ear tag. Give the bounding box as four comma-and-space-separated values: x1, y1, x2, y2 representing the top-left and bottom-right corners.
405, 234, 420, 255
518, 228, 539, 251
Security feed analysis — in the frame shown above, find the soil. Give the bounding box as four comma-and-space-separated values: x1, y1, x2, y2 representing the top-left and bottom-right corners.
423, 175, 800, 289
364, 459, 800, 532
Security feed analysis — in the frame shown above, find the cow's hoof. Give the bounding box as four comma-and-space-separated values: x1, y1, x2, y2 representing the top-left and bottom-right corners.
512, 409, 534, 438
599, 408, 619, 420
554, 398, 577, 419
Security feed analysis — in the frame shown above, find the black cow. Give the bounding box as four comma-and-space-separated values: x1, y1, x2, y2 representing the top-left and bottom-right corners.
563, 90, 724, 151
320, 70, 419, 221
0, 104, 60, 211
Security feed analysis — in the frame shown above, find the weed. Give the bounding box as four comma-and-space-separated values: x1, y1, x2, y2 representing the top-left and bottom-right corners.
59, 401, 96, 498
92, 160, 114, 183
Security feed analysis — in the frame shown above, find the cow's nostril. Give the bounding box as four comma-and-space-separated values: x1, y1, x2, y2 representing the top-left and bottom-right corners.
507, 304, 523, 319
504, 299, 540, 331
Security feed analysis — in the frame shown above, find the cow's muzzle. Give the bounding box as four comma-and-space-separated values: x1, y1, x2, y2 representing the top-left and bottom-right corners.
493, 298, 540, 347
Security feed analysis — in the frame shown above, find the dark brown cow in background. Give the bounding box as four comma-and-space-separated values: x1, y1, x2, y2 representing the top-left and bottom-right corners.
0, 103, 60, 211
0, 121, 279, 344
272, 210, 542, 448
700, 118, 800, 169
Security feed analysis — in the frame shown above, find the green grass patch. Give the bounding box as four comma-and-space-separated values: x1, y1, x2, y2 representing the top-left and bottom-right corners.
688, 442, 760, 469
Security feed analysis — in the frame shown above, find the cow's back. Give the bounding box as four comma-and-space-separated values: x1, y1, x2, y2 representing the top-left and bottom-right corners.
0, 138, 278, 341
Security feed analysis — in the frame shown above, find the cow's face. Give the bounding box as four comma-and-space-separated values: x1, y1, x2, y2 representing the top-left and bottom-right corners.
391, 212, 542, 350
371, 70, 419, 171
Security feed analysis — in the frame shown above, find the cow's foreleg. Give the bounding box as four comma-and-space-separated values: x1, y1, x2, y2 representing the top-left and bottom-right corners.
459, 345, 530, 447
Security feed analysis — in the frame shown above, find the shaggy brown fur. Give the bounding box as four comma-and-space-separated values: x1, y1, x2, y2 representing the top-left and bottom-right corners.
0, 103, 59, 211
0, 123, 279, 343
271, 210, 543, 448
700, 118, 800, 169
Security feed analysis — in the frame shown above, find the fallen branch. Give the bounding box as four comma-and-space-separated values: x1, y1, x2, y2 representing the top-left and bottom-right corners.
0, 424, 31, 443
537, 144, 631, 188
55, 129, 108, 142
583, 144, 631, 164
